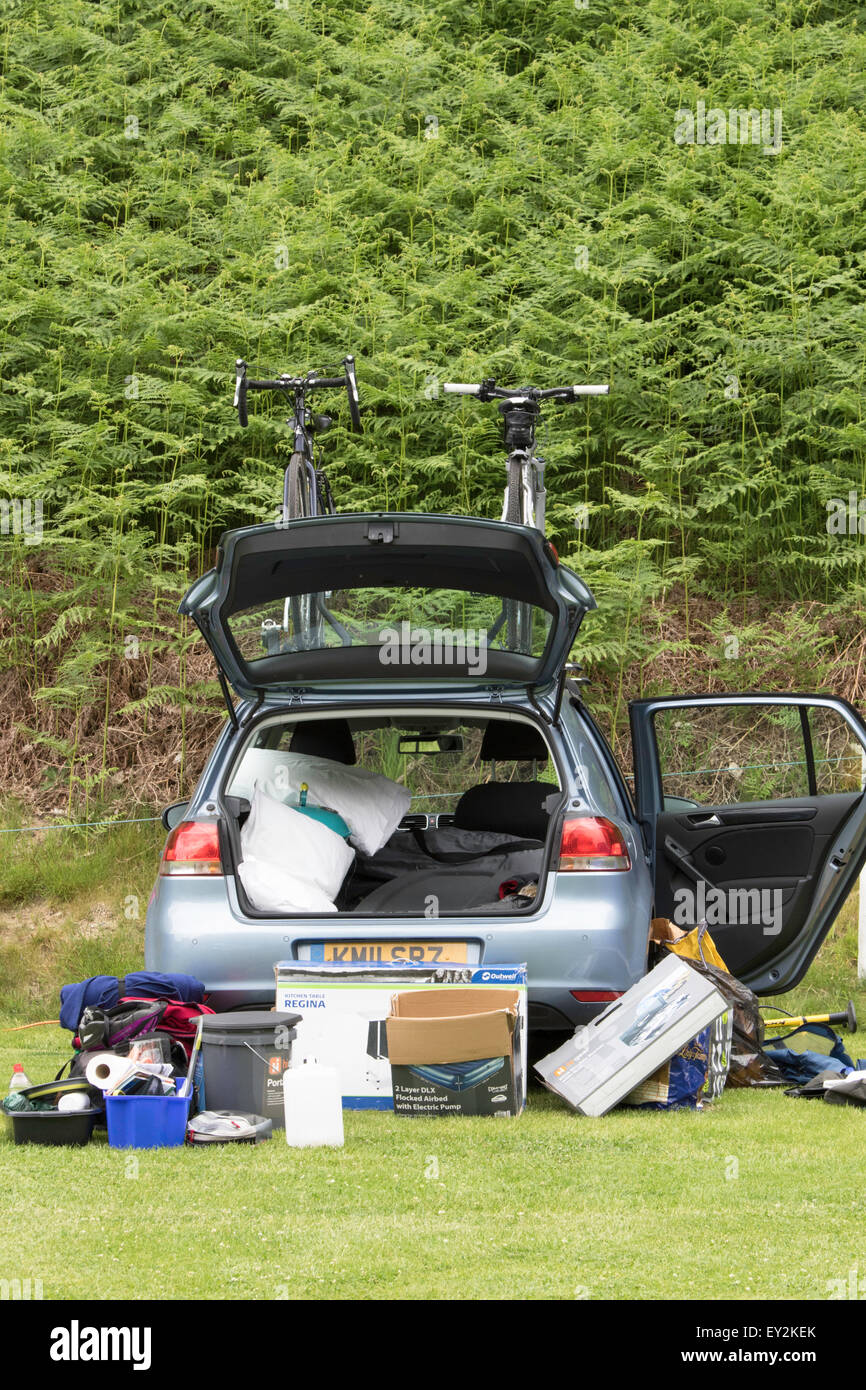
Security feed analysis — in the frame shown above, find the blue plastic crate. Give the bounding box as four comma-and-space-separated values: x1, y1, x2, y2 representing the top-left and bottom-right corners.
105, 1080, 191, 1150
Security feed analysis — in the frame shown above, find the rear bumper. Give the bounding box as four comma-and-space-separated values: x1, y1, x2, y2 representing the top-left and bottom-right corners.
145, 863, 652, 1028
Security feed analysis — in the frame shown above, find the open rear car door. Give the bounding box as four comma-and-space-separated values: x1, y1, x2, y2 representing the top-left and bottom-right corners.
630, 693, 866, 994
180, 512, 595, 700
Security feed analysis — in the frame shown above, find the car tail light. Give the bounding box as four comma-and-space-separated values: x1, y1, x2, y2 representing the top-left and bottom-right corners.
160, 821, 223, 876
557, 816, 630, 871
570, 990, 623, 1002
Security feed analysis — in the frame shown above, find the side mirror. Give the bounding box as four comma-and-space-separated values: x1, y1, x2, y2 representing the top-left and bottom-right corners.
162, 801, 189, 832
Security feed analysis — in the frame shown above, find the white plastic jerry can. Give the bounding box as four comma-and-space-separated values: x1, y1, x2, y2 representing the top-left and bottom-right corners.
283, 1060, 344, 1148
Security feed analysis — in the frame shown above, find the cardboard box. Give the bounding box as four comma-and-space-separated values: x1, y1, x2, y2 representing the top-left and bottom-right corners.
534, 953, 728, 1117
387, 988, 523, 1117
275, 962, 527, 1110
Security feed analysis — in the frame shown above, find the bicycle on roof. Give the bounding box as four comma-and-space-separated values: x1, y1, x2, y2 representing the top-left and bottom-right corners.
233, 353, 362, 650
442, 375, 609, 648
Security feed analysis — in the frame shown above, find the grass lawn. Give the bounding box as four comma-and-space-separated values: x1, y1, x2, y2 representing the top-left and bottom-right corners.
2, 1030, 865, 1301
2, 820, 866, 1300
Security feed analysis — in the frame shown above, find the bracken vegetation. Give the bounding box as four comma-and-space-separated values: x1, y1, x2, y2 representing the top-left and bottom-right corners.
0, 0, 864, 813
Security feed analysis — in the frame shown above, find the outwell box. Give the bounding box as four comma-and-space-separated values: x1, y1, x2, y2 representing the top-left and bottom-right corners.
534, 953, 727, 1117
275, 962, 527, 1110
386, 987, 525, 1117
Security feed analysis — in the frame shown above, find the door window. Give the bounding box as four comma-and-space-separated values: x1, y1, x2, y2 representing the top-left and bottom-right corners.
653, 702, 863, 808
807, 705, 864, 795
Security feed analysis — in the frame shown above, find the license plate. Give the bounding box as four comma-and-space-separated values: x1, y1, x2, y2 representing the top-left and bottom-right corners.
319, 941, 468, 964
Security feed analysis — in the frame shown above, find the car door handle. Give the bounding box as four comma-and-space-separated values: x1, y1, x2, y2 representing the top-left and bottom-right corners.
688, 814, 722, 828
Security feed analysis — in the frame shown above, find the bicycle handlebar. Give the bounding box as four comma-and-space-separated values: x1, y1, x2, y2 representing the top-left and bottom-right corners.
234, 355, 362, 432
245, 375, 345, 390
443, 381, 609, 400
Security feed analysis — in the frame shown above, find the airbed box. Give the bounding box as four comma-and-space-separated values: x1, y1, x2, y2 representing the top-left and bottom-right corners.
534, 954, 727, 1117
386, 986, 526, 1117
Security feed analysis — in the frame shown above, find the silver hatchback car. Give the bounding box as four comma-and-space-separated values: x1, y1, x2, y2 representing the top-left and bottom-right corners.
145, 512, 866, 1036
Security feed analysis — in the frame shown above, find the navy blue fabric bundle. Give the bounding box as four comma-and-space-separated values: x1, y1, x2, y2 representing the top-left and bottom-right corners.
764, 1022, 857, 1084
59, 972, 206, 1032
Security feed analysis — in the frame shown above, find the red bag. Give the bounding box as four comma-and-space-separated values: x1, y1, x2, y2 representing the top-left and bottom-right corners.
121, 997, 214, 1059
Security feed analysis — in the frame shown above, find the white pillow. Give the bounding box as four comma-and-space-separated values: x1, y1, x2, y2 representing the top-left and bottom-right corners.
268, 759, 410, 856
238, 855, 337, 915
240, 784, 354, 900
232, 749, 411, 856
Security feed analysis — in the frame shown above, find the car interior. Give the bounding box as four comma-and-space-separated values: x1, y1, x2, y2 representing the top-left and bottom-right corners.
221, 713, 565, 917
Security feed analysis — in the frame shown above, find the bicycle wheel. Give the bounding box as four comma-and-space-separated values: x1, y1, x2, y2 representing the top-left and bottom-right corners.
505, 457, 534, 651
505, 457, 523, 525
284, 453, 311, 521
283, 454, 319, 647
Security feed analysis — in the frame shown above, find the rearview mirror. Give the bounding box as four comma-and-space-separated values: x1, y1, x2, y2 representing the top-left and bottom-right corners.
398, 734, 464, 755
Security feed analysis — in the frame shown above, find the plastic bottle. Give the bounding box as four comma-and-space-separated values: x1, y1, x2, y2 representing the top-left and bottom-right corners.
7, 1064, 31, 1094
283, 1060, 344, 1148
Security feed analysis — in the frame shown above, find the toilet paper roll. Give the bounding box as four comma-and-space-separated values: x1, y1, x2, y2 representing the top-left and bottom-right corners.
85, 1052, 135, 1091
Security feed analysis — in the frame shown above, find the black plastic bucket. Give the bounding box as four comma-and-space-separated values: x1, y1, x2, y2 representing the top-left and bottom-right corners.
3, 1079, 104, 1145
201, 1012, 301, 1127
6, 1108, 101, 1146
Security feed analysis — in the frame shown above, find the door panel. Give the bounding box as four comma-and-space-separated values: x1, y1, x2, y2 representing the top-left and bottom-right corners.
630, 694, 866, 994
654, 793, 859, 979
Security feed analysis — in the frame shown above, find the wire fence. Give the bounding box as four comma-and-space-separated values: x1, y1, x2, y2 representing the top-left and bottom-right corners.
2, 757, 862, 831
623, 754, 863, 782
0, 815, 162, 836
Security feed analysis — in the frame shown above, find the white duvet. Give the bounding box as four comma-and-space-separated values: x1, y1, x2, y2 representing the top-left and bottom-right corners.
238, 784, 355, 914
230, 748, 411, 856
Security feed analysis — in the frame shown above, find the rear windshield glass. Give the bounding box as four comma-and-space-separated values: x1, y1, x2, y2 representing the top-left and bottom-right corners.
226, 717, 560, 815
226, 585, 553, 671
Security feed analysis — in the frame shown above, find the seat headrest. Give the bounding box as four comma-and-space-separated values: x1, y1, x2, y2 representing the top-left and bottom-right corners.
289, 718, 356, 766
480, 720, 548, 763
453, 780, 554, 841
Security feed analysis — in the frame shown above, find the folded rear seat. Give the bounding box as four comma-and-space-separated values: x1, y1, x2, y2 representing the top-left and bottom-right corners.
343, 825, 546, 911
347, 844, 544, 914
341, 716, 560, 912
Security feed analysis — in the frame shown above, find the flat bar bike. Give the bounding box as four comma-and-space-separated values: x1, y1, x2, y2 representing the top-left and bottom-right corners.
443, 376, 609, 650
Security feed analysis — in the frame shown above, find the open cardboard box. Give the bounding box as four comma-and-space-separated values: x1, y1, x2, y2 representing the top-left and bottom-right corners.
386, 987, 526, 1117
